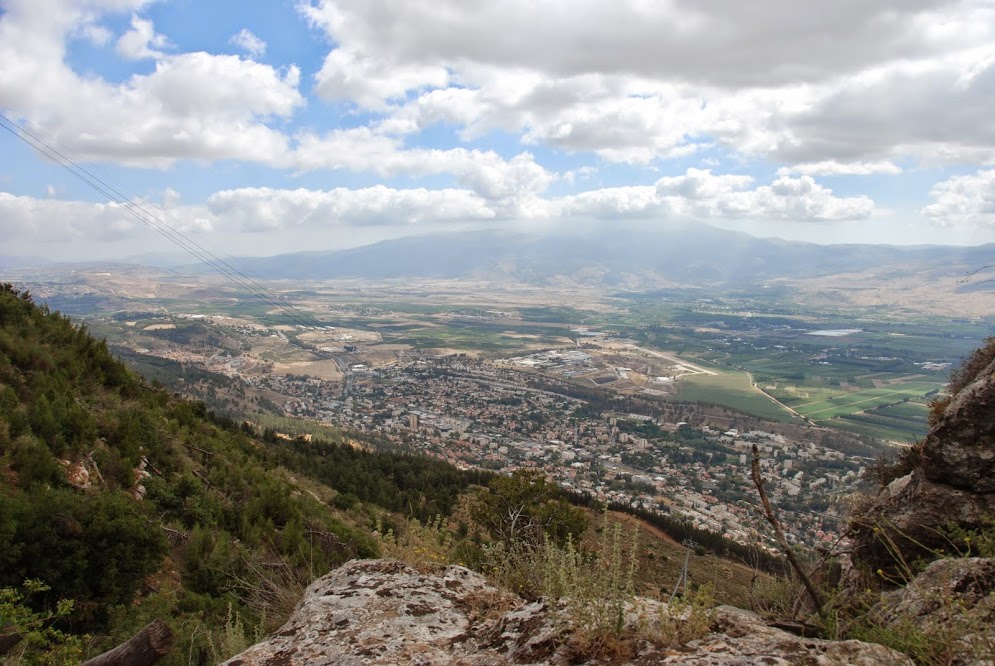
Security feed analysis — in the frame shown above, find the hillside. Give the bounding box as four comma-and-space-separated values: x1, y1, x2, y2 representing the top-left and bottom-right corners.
0, 284, 492, 662
0, 284, 771, 664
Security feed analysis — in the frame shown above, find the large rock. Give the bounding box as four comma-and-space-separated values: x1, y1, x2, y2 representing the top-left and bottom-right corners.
851, 472, 995, 577
923, 358, 995, 493
223, 559, 910, 665
868, 558, 995, 665
851, 358, 995, 577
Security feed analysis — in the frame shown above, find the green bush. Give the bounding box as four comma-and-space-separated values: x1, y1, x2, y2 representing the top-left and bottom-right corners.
0, 490, 167, 629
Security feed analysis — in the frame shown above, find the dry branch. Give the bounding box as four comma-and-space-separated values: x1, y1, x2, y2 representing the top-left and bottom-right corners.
750, 444, 825, 613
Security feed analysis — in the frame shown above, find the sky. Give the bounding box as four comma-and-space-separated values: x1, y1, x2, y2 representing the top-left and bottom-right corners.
1, 0, 995, 262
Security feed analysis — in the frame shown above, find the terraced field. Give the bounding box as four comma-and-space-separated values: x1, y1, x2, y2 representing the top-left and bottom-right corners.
791, 381, 943, 420
822, 400, 932, 443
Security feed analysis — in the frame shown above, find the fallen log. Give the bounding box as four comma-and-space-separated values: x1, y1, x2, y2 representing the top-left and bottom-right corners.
80, 619, 173, 666
0, 631, 23, 656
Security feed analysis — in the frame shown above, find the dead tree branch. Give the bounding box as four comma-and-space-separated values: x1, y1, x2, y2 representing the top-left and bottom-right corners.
751, 444, 825, 614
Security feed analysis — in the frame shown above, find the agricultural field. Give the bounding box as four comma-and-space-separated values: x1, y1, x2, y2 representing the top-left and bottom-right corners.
611, 289, 989, 442
822, 400, 932, 443
676, 372, 795, 423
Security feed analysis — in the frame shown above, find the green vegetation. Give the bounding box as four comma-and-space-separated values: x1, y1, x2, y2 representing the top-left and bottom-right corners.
612, 288, 991, 431
746, 338, 995, 666
0, 285, 496, 663
677, 372, 795, 422
0, 579, 86, 665
825, 400, 931, 443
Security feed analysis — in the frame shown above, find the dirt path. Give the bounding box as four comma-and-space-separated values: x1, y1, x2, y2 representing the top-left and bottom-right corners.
610, 510, 682, 546
746, 372, 804, 419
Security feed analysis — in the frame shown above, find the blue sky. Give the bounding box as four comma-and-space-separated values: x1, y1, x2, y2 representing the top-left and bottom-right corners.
1, 0, 995, 261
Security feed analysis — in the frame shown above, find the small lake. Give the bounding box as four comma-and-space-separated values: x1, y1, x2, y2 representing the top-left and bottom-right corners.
806, 329, 863, 337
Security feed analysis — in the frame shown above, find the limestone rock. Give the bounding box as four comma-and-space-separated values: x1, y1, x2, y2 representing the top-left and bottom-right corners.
658, 606, 908, 665
868, 558, 995, 665
59, 459, 91, 490
223, 559, 910, 666
851, 472, 995, 576
851, 358, 995, 575
923, 358, 995, 493
873, 557, 995, 623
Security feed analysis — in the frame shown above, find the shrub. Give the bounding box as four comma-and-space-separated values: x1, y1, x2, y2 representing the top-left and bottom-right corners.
864, 442, 923, 489
483, 510, 714, 660
0, 579, 86, 665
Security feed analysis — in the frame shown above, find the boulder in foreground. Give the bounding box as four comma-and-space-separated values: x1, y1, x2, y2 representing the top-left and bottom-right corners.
223, 559, 910, 665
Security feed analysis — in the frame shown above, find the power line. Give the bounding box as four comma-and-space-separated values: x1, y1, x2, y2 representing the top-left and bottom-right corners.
1, 113, 319, 330
0, 112, 325, 331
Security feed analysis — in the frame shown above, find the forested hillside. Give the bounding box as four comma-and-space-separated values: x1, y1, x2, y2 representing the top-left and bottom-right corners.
0, 284, 491, 663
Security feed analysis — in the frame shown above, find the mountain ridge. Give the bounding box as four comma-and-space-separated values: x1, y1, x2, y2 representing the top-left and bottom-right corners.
195, 226, 995, 285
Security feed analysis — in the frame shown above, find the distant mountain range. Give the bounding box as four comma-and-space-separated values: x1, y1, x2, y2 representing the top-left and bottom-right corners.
7, 225, 992, 288
210, 225, 995, 287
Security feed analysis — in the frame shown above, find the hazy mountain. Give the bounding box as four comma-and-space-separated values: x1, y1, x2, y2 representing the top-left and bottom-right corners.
122, 251, 190, 268
212, 225, 995, 286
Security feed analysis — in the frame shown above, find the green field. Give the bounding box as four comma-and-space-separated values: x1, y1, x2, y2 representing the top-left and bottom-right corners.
821, 400, 931, 443
676, 372, 796, 422
791, 382, 943, 420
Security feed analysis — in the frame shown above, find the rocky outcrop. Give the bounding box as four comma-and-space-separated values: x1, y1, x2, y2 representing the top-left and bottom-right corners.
868, 557, 995, 665
872, 557, 995, 623
923, 358, 995, 493
851, 358, 995, 577
851, 472, 995, 577
223, 559, 910, 665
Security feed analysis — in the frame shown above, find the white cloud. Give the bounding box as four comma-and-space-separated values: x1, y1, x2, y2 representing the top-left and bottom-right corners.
311, 46, 449, 110
776, 44, 995, 164
2, 0, 993, 255
562, 169, 875, 222
0, 2, 303, 166
560, 166, 597, 186
301, 0, 956, 89
289, 128, 553, 206
115, 14, 170, 60
0, 191, 139, 241
229, 28, 266, 57
207, 186, 495, 230
300, 1, 449, 109
0, 188, 216, 262
922, 169, 995, 225
135, 54, 300, 119
300, 0, 995, 167
74, 21, 112, 46
778, 161, 904, 177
